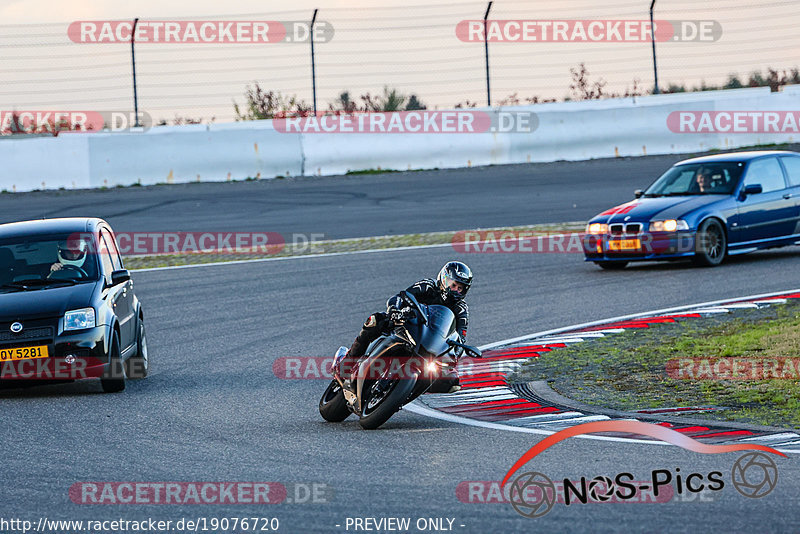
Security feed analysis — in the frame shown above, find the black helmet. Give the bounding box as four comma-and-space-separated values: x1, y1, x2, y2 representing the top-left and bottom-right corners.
437, 261, 472, 300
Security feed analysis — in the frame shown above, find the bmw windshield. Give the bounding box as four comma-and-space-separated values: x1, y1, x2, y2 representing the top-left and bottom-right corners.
644, 162, 745, 196
0, 233, 100, 291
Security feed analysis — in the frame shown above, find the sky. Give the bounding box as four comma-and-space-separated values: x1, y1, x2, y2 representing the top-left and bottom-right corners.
0, 0, 797, 123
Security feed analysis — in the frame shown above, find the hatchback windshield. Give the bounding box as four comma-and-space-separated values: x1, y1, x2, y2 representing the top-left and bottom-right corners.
645, 162, 745, 196
0, 233, 100, 290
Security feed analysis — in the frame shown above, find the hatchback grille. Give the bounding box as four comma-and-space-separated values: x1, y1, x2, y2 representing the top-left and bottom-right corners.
0, 326, 55, 346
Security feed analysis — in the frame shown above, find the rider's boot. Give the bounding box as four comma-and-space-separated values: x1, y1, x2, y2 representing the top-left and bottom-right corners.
333, 317, 380, 392
428, 367, 461, 394
333, 342, 366, 393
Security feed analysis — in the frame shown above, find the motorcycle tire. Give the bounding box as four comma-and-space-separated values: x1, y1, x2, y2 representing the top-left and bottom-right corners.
359, 377, 417, 430
319, 379, 351, 422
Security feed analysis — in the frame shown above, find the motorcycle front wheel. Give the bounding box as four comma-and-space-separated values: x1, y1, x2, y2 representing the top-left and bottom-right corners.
319, 379, 351, 422
358, 375, 417, 430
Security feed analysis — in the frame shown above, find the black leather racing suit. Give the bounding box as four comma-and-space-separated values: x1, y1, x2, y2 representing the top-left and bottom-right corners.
338, 278, 469, 385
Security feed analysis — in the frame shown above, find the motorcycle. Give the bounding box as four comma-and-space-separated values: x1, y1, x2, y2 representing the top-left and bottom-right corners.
319, 290, 482, 430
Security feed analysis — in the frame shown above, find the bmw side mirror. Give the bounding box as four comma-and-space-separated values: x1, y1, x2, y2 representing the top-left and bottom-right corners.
110, 269, 131, 286
740, 184, 763, 200
634, 189, 644, 199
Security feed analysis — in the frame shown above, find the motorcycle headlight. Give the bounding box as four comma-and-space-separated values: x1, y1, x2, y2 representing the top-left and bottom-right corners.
64, 308, 96, 331
649, 219, 688, 232
425, 360, 448, 375
586, 223, 608, 234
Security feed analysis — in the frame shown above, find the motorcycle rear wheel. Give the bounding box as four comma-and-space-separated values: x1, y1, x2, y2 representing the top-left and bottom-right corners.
319, 379, 351, 422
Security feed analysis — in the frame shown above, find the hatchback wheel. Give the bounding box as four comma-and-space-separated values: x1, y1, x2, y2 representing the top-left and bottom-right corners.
100, 332, 126, 393
126, 320, 149, 379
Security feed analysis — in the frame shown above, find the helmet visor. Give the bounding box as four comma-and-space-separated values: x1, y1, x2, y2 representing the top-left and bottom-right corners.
443, 275, 467, 297
58, 241, 87, 262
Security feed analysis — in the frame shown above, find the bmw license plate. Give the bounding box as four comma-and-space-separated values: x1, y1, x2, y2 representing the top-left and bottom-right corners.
0, 345, 49, 362
608, 238, 640, 251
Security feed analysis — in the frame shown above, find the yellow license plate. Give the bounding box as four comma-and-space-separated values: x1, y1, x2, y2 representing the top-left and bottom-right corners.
0, 345, 49, 362
608, 238, 641, 251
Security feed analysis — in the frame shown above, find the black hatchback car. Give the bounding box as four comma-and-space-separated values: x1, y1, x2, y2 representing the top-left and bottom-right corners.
0, 218, 147, 392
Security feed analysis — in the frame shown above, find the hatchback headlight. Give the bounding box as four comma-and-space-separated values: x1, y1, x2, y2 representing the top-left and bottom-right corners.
64, 308, 96, 331
649, 219, 689, 232
586, 223, 609, 234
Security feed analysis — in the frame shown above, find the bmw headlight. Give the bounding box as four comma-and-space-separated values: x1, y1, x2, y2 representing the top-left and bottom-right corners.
649, 219, 689, 232
64, 308, 96, 331
586, 223, 609, 234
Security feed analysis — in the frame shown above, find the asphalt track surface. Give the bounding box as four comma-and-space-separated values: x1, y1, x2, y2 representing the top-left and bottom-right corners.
2, 155, 800, 533
0, 153, 724, 238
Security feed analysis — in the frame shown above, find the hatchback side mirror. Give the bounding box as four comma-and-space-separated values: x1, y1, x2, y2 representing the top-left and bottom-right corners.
634, 189, 644, 199
111, 269, 131, 286
740, 184, 763, 199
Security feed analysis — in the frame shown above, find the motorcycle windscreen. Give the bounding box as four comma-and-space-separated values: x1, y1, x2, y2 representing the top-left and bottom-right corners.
418, 305, 456, 356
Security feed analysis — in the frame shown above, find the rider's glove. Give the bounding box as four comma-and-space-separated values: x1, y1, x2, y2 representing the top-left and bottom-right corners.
389, 307, 413, 324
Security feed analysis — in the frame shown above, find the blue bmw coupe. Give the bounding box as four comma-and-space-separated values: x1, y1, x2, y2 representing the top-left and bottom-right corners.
584, 150, 800, 268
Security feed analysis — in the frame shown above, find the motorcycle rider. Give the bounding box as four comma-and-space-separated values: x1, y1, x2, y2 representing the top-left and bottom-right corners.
334, 261, 473, 394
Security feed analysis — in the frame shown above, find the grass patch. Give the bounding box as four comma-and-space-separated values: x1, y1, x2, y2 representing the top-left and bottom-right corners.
510, 299, 800, 429
704, 142, 791, 153
124, 221, 586, 270
345, 168, 402, 175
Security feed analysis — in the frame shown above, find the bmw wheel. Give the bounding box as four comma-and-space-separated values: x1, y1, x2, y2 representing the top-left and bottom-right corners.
693, 219, 727, 267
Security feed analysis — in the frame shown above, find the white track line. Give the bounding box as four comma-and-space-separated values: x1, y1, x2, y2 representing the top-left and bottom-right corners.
409, 288, 800, 454
131, 242, 454, 273
130, 228, 585, 273
405, 403, 669, 445
478, 288, 800, 350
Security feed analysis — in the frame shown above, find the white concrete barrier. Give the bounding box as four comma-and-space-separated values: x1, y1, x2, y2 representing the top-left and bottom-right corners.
0, 134, 91, 192
86, 121, 303, 189
0, 87, 797, 192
